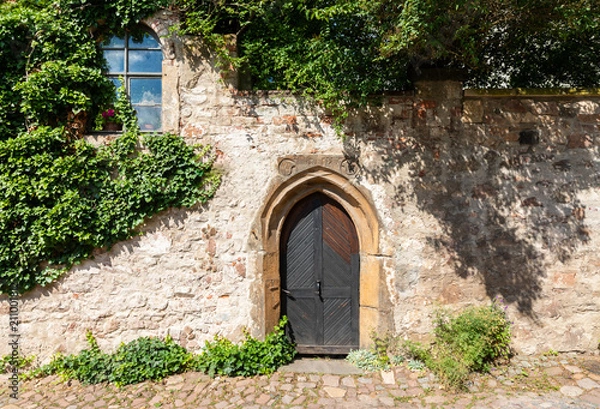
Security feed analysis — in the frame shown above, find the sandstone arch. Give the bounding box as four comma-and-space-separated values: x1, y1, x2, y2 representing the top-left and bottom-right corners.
257, 162, 386, 348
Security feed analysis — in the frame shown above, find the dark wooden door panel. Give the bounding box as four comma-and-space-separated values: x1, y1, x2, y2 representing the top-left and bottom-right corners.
281, 193, 359, 354
286, 296, 319, 346
324, 298, 354, 345
323, 244, 353, 288
323, 199, 358, 262
284, 201, 318, 289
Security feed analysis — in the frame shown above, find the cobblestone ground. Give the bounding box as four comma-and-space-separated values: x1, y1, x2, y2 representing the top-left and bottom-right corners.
2, 353, 600, 408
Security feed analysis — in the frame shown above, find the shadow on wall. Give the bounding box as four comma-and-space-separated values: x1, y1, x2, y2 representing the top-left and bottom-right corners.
346, 99, 597, 318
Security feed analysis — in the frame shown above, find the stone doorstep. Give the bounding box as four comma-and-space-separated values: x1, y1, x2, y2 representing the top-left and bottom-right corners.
279, 358, 364, 375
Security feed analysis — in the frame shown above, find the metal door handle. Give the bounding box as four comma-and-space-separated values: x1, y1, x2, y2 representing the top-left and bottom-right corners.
316, 280, 321, 296
282, 289, 291, 295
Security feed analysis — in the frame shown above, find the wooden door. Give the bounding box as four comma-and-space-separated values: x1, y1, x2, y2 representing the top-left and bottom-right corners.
281, 193, 359, 354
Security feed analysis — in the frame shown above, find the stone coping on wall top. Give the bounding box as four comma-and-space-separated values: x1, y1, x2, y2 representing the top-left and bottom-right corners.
464, 88, 600, 98
231, 88, 600, 100
230, 89, 414, 98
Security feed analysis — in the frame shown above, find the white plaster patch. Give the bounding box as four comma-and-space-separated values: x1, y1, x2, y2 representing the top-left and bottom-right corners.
137, 232, 172, 255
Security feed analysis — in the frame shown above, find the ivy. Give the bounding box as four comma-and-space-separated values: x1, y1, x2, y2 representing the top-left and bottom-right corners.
193, 317, 297, 377
0, 108, 220, 293
0, 123, 219, 294
33, 331, 192, 386
16, 61, 112, 129
0, 0, 220, 294
175, 0, 410, 128
31, 319, 295, 386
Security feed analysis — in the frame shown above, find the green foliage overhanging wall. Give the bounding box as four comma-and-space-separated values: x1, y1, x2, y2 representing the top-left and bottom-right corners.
176, 0, 600, 106
0, 0, 219, 294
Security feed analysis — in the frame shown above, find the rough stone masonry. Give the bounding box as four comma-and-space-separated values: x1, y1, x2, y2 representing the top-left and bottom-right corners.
1, 10, 600, 362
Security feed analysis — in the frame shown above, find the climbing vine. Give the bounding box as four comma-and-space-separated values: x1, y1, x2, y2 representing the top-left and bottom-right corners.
0, 0, 219, 294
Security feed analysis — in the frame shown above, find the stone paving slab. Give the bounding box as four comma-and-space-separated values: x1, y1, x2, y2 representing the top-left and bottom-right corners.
279, 358, 363, 375
2, 353, 600, 408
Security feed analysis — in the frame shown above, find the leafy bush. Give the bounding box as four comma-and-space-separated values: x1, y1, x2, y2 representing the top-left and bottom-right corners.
111, 335, 192, 386
347, 301, 512, 387
34, 320, 296, 385
402, 339, 430, 364
432, 300, 512, 372
193, 317, 296, 377
403, 300, 512, 389
34, 331, 193, 386
33, 331, 117, 384
1, 354, 36, 373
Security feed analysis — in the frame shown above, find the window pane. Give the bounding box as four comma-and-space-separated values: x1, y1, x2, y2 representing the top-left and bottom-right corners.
128, 50, 162, 73
105, 50, 125, 73
108, 77, 122, 99
109, 77, 121, 88
129, 32, 160, 49
103, 35, 125, 48
134, 106, 162, 131
129, 78, 162, 105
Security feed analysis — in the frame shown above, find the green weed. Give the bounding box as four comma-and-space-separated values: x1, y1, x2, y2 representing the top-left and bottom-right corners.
30, 318, 295, 386
192, 316, 296, 377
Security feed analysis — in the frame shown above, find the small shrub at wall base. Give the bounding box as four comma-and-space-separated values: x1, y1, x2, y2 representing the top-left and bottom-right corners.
33, 331, 191, 386
1, 354, 36, 373
31, 318, 296, 385
193, 316, 296, 377
346, 301, 512, 390
403, 300, 512, 389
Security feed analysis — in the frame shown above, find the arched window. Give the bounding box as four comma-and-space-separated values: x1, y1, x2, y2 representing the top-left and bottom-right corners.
102, 29, 163, 131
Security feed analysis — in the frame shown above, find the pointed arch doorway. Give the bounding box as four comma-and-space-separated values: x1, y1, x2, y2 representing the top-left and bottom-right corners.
281, 193, 359, 354
256, 162, 389, 354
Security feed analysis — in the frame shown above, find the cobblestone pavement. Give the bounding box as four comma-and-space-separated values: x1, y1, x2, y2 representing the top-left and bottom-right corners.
2, 353, 600, 408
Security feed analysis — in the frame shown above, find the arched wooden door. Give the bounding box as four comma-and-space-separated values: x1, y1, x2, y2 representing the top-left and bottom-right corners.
280, 193, 359, 354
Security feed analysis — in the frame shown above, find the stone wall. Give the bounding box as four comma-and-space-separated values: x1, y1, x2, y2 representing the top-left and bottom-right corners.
2, 13, 600, 361
357, 85, 600, 354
